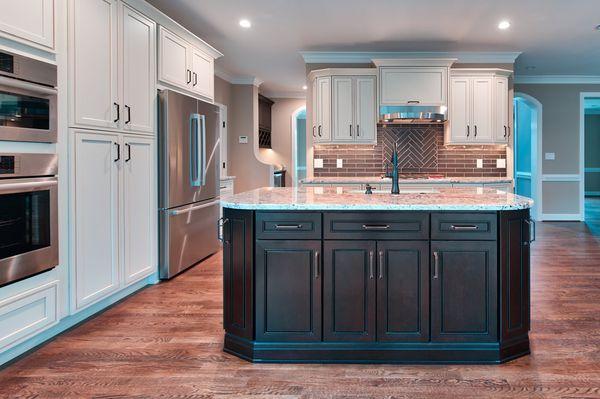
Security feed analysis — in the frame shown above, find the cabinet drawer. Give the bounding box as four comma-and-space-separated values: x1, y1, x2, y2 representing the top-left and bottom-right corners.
324, 212, 429, 240
431, 213, 497, 240
256, 212, 322, 239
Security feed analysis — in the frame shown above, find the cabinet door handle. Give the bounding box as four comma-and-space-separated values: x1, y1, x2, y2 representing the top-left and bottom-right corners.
125, 105, 131, 124
274, 224, 303, 230
407, 100, 420, 104
312, 126, 316, 138
356, 125, 360, 137
474, 125, 478, 137
318, 125, 322, 137
186, 69, 192, 84
369, 250, 374, 279
113, 142, 120, 162
314, 251, 320, 279
433, 251, 439, 279
349, 124, 353, 137
378, 250, 384, 279
450, 224, 479, 231
503, 125, 507, 138
193, 72, 198, 86
525, 219, 536, 243
507, 126, 511, 138
217, 217, 229, 244
362, 224, 390, 230
113, 102, 120, 123
125, 143, 131, 162
466, 125, 470, 137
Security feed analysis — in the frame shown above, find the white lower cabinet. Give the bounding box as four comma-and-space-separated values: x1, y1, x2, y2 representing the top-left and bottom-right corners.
73, 130, 155, 310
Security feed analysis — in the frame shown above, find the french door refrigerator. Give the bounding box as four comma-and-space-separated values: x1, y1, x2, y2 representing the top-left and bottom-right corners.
158, 89, 220, 279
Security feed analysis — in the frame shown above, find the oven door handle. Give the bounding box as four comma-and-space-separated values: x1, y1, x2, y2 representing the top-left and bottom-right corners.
0, 178, 58, 194
0, 76, 57, 96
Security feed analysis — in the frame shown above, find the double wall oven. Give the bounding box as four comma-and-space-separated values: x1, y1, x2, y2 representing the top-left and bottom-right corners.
0, 49, 57, 143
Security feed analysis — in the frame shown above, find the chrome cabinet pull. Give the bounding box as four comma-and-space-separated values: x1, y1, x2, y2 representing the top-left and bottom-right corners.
274, 224, 303, 230
113, 142, 120, 162
362, 224, 390, 230
217, 217, 229, 244
433, 251, 439, 279
378, 250, 384, 279
314, 251, 320, 279
450, 224, 479, 231
369, 251, 374, 279
113, 102, 120, 123
525, 219, 536, 243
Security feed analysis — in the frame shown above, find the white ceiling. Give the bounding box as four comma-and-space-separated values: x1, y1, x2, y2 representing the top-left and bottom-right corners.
147, 0, 600, 94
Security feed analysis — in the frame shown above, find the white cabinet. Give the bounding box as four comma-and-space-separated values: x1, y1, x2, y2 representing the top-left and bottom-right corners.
122, 135, 156, 285
121, 3, 156, 134
448, 69, 512, 145
379, 67, 448, 106
354, 76, 377, 142
0, 0, 55, 50
313, 76, 331, 142
69, 0, 156, 134
73, 131, 121, 309
332, 76, 354, 142
73, 130, 155, 310
158, 26, 215, 101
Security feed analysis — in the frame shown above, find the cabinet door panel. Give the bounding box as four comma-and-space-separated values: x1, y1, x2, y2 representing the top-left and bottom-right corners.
355, 76, 376, 143
122, 136, 155, 285
191, 48, 214, 100
316, 77, 331, 142
324, 241, 376, 342
158, 27, 190, 89
0, 0, 54, 49
472, 78, 493, 142
74, 131, 120, 309
494, 76, 509, 143
70, 0, 119, 129
450, 77, 471, 142
332, 76, 354, 142
380, 67, 446, 106
122, 4, 156, 134
377, 241, 429, 342
431, 241, 498, 342
256, 240, 321, 341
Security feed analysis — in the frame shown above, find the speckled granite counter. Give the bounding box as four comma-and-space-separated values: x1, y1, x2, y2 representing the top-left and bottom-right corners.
221, 186, 533, 211
301, 176, 513, 185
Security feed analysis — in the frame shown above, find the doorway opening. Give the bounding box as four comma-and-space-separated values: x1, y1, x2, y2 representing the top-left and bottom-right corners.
514, 93, 542, 220
581, 94, 600, 233
291, 106, 307, 186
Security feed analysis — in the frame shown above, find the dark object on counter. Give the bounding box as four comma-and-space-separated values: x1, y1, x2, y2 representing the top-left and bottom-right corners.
274, 170, 286, 187
390, 143, 400, 194
365, 184, 374, 195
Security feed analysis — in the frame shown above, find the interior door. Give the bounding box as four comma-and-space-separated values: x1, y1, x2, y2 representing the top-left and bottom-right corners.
121, 3, 155, 134
73, 130, 120, 309
472, 77, 494, 142
122, 135, 155, 285
332, 76, 354, 142
354, 76, 376, 142
70, 0, 119, 129
450, 77, 471, 142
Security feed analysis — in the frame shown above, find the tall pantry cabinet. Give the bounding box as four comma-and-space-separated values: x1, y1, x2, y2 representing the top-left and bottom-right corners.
68, 0, 157, 311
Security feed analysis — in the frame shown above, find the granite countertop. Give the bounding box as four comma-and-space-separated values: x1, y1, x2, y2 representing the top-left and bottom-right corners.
301, 176, 513, 185
221, 186, 533, 211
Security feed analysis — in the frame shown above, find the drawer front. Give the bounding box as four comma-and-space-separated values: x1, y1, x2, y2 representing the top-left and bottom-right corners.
256, 212, 322, 239
431, 213, 497, 240
324, 212, 429, 240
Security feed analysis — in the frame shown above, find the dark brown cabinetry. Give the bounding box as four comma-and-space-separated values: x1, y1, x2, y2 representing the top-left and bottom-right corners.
258, 94, 273, 149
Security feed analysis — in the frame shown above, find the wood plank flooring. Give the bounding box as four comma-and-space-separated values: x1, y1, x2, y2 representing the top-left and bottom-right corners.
1, 216, 599, 398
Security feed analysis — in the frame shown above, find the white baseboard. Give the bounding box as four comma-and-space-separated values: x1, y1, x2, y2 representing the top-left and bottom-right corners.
541, 213, 583, 221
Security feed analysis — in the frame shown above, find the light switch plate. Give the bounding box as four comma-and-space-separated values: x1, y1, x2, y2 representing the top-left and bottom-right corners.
476, 159, 483, 169
336, 159, 343, 168
545, 152, 556, 160
238, 135, 248, 144
496, 158, 506, 169
314, 158, 323, 168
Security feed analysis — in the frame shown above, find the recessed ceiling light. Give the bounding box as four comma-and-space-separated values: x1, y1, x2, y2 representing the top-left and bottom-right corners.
498, 20, 511, 30
302, 85, 307, 90
239, 19, 251, 28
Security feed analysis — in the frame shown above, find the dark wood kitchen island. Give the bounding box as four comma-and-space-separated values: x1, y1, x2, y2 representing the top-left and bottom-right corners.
220, 186, 534, 364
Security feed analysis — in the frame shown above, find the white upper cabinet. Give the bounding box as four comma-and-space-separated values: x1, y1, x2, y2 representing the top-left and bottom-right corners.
314, 76, 331, 142
332, 76, 354, 142
0, 0, 55, 50
354, 76, 377, 143
448, 69, 512, 145
70, 0, 119, 130
158, 26, 216, 101
121, 3, 156, 134
379, 67, 448, 106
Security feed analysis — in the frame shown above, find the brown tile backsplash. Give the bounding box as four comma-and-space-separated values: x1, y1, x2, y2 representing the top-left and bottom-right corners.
313, 125, 507, 177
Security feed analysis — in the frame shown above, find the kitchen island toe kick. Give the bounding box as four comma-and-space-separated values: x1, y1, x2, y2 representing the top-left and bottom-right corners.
221, 187, 533, 364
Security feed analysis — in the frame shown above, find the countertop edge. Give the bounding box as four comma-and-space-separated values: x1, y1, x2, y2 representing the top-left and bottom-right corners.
220, 201, 532, 211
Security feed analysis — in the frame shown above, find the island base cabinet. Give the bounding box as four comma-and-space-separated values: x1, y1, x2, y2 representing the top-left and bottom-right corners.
430, 241, 498, 342
255, 241, 321, 342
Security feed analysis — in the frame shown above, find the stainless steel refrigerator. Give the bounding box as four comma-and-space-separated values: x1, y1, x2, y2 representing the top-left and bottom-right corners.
158, 89, 220, 279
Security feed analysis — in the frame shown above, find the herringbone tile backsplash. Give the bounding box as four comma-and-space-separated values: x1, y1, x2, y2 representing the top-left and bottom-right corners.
313, 125, 507, 177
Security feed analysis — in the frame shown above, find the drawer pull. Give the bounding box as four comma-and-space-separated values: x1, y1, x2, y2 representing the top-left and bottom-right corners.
362, 224, 390, 230
275, 224, 303, 230
450, 224, 479, 231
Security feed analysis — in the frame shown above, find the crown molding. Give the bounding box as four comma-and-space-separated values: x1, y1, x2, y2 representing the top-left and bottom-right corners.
215, 67, 263, 86
261, 90, 307, 99
300, 51, 522, 64
514, 75, 600, 84
373, 58, 456, 67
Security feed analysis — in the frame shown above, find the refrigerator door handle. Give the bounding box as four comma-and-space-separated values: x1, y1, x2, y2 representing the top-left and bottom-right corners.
190, 114, 202, 187
169, 199, 220, 216
199, 114, 207, 186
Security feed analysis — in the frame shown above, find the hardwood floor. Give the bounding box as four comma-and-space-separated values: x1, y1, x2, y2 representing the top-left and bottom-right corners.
1, 221, 599, 398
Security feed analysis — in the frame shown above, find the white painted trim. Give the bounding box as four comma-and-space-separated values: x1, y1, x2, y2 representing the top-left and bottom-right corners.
451, 68, 513, 77
291, 105, 307, 187
262, 90, 306, 99
541, 174, 581, 182
515, 75, 600, 84
585, 167, 600, 173
214, 67, 263, 86
372, 58, 457, 67
541, 213, 582, 221
300, 51, 521, 64
515, 171, 532, 179
308, 68, 377, 80
585, 191, 600, 196
580, 92, 600, 221
214, 67, 236, 83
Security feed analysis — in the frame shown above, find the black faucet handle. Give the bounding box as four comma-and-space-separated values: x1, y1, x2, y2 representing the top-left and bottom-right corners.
365, 184, 374, 195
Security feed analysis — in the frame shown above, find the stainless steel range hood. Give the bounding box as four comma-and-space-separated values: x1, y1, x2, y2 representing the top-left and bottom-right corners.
379, 105, 447, 125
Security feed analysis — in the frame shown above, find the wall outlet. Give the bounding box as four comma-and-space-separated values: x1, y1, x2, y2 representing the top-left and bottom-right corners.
476, 159, 483, 169
545, 152, 556, 160
496, 158, 506, 169
313, 158, 323, 168
336, 158, 343, 168
238, 135, 248, 144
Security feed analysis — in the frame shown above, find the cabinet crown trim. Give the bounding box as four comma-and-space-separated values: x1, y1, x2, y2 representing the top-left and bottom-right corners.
451, 68, 513, 77
309, 68, 377, 80
373, 58, 457, 67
